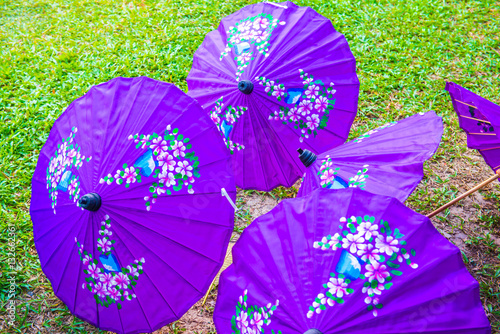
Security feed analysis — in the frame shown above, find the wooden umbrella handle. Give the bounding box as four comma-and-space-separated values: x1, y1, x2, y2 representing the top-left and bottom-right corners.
427, 170, 500, 219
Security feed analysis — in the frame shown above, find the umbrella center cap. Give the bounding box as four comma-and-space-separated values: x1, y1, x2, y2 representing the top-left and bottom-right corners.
303, 330, 323, 334
297, 148, 317, 167
238, 80, 254, 95
78, 193, 102, 212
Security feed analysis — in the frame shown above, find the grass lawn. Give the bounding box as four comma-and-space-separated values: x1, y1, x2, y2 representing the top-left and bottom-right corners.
0, 0, 499, 332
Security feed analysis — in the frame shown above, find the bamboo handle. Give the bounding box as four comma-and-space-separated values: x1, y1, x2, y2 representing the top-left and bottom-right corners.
427, 170, 500, 218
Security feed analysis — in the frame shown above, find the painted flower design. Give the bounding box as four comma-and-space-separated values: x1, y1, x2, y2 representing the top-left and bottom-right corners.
311, 215, 418, 319
113, 272, 130, 290
231, 290, 279, 334
87, 263, 100, 280
320, 168, 336, 186
298, 99, 313, 115
305, 84, 320, 98
375, 235, 399, 256
209, 97, 246, 153
175, 160, 193, 177
342, 233, 366, 254
357, 243, 381, 262
99, 273, 114, 285
365, 261, 390, 283
306, 114, 320, 130
315, 95, 329, 113
357, 222, 379, 240
236, 311, 249, 332
92, 282, 108, 298
250, 312, 264, 331
97, 238, 112, 253
327, 277, 348, 298
159, 170, 176, 187
158, 152, 176, 171
172, 140, 186, 158
76, 215, 146, 309
46, 127, 91, 213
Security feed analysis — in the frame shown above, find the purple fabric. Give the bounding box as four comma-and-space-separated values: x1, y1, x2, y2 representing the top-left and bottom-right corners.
187, 1, 359, 191
298, 111, 443, 201
30, 77, 236, 333
214, 188, 491, 334
446, 82, 500, 173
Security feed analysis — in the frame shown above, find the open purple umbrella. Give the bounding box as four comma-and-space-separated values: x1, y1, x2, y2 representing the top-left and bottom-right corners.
427, 83, 500, 218
297, 111, 443, 201
214, 188, 490, 333
30, 77, 236, 333
187, 1, 359, 191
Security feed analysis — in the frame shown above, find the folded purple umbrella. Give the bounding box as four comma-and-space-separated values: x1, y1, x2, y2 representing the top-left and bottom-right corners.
446, 81, 500, 173
297, 111, 443, 201
214, 188, 491, 334
187, 1, 359, 191
30, 77, 236, 333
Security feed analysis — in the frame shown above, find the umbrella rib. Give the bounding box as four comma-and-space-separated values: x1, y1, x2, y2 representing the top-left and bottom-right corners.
104, 208, 184, 319
37, 211, 88, 267
53, 212, 90, 296
95, 79, 167, 187
467, 132, 497, 136
103, 203, 225, 263
33, 207, 84, 241
103, 200, 231, 228
250, 97, 294, 187
104, 222, 156, 332
71, 210, 98, 317
454, 98, 477, 109
478, 146, 500, 151
105, 207, 211, 294
458, 114, 491, 124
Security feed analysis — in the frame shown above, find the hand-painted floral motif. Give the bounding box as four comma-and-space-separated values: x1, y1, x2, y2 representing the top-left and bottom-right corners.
257, 69, 336, 142
310, 215, 418, 317
220, 14, 286, 81
353, 122, 397, 143
317, 155, 369, 190
99, 125, 200, 211
75, 215, 145, 309
46, 127, 92, 214
210, 97, 246, 153
307, 273, 354, 318
231, 289, 281, 334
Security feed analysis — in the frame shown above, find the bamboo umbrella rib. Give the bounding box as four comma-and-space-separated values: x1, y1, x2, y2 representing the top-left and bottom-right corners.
459, 114, 492, 124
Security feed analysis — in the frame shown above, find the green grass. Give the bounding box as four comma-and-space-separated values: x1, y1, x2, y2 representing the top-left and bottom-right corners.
0, 0, 499, 332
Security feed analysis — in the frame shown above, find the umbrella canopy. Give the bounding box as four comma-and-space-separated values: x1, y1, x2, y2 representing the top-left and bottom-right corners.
214, 188, 490, 334
446, 81, 500, 173
297, 111, 443, 201
187, 1, 359, 191
30, 77, 236, 333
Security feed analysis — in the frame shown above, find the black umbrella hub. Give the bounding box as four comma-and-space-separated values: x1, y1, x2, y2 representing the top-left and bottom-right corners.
238, 80, 254, 95
78, 193, 102, 211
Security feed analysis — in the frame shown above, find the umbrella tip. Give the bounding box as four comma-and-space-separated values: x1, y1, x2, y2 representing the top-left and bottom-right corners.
238, 80, 254, 95
78, 193, 102, 212
303, 330, 323, 334
297, 148, 316, 167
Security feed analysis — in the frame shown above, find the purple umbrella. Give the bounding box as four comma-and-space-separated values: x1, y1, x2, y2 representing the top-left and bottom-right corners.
30, 77, 236, 333
187, 1, 359, 191
445, 81, 500, 172
426, 83, 500, 218
214, 188, 491, 334
297, 111, 443, 201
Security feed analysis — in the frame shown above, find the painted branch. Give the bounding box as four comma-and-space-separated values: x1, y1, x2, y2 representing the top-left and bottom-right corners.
427, 171, 500, 218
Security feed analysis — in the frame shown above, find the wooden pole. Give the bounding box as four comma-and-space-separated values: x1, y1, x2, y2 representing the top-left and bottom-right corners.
427, 170, 500, 218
